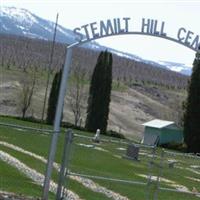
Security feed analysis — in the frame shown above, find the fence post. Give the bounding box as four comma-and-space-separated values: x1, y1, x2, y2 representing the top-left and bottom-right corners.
146, 145, 156, 200
56, 129, 73, 200
154, 149, 164, 200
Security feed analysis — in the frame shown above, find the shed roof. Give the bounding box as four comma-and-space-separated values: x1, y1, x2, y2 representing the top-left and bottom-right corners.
142, 119, 174, 129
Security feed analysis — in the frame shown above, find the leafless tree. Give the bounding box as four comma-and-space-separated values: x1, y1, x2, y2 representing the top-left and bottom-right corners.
18, 69, 37, 118
68, 61, 87, 126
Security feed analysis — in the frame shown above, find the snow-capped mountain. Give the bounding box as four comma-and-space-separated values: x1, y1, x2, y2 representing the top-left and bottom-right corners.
0, 6, 192, 75
0, 6, 81, 43
157, 61, 192, 75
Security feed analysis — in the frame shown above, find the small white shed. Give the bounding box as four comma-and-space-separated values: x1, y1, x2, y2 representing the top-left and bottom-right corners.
142, 119, 183, 146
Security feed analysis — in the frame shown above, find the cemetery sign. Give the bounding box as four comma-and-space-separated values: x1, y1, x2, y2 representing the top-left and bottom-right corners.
73, 17, 199, 51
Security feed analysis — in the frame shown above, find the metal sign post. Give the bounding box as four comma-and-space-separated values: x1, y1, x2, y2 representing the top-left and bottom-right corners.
42, 48, 72, 200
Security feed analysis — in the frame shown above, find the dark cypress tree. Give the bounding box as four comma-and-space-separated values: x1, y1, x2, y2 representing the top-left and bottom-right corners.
46, 69, 62, 125
184, 51, 200, 153
85, 50, 113, 133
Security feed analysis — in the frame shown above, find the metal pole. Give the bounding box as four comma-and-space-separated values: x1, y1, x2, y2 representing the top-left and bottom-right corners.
146, 146, 156, 200
56, 129, 73, 200
41, 13, 59, 125
42, 47, 73, 200
154, 149, 164, 200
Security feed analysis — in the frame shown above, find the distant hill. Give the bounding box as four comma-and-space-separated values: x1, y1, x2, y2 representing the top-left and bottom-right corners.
0, 34, 188, 90
0, 6, 192, 75
0, 33, 188, 139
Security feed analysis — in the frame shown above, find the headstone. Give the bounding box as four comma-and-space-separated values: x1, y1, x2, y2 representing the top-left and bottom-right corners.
168, 160, 177, 168
92, 129, 100, 143
124, 144, 139, 161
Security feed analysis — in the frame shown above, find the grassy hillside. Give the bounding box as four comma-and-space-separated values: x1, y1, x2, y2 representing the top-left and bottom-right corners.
0, 33, 188, 140
0, 64, 186, 140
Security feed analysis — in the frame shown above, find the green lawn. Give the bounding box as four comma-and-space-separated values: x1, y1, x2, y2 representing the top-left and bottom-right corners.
0, 116, 200, 200
0, 159, 50, 198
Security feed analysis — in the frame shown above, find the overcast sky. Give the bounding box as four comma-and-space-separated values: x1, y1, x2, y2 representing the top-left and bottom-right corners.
2, 0, 200, 67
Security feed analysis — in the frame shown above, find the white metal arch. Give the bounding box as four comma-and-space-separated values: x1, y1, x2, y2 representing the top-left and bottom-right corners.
68, 31, 199, 52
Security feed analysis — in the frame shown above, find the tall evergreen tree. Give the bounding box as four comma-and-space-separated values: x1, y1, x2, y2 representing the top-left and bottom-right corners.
46, 69, 62, 124
85, 50, 113, 133
184, 51, 200, 153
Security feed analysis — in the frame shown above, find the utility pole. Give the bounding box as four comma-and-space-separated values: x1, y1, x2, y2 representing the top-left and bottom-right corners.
41, 13, 59, 125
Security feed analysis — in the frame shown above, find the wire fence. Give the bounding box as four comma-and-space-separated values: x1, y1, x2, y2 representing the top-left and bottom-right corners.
59, 131, 200, 200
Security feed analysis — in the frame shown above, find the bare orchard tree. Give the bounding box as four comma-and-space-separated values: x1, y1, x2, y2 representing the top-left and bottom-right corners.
68, 61, 87, 127
18, 68, 37, 118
